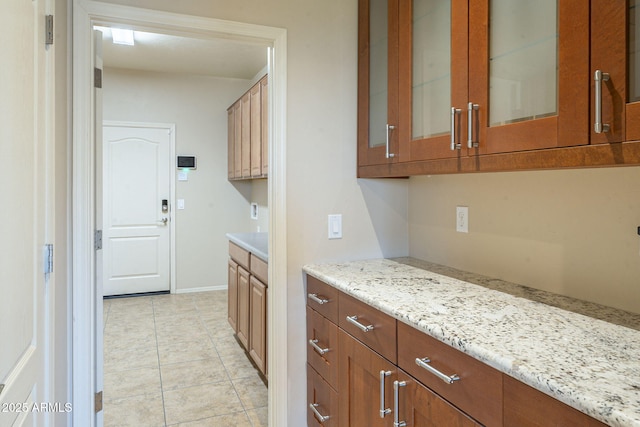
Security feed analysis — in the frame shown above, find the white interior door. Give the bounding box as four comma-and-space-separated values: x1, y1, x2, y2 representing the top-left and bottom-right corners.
0, 0, 52, 425
102, 123, 173, 296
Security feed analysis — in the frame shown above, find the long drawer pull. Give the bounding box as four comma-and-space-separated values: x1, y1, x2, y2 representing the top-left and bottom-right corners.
308, 339, 330, 355
379, 370, 392, 418
346, 315, 374, 332
308, 293, 329, 305
309, 403, 330, 423
415, 357, 460, 384
393, 380, 407, 427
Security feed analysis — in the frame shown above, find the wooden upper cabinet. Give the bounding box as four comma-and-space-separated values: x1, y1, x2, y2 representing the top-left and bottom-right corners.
233, 100, 242, 178
227, 107, 235, 179
358, 0, 400, 167
250, 83, 262, 177
260, 76, 269, 176
470, 0, 590, 155
241, 92, 251, 178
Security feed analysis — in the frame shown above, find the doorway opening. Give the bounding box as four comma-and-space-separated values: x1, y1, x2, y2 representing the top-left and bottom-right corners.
72, 2, 288, 426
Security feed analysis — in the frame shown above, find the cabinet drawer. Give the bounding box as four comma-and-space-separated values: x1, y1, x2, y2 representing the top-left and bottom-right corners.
397, 322, 502, 427
503, 375, 607, 427
307, 364, 339, 427
306, 275, 338, 324
339, 292, 396, 364
250, 254, 268, 284
229, 242, 250, 270
307, 306, 339, 390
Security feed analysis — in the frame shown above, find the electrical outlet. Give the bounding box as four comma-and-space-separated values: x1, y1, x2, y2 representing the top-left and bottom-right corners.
456, 206, 468, 233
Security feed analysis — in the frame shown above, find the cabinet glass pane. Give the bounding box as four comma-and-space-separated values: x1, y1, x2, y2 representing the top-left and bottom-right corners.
630, 1, 640, 102
489, 0, 557, 126
369, 0, 388, 148
412, 0, 451, 139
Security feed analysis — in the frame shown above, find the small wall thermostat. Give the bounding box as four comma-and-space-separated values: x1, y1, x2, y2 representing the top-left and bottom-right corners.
177, 155, 196, 169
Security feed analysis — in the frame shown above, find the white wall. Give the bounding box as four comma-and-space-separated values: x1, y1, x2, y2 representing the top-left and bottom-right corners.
103, 68, 257, 291
408, 167, 640, 315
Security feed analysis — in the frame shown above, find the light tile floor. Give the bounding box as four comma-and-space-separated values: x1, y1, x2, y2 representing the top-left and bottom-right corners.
103, 290, 268, 427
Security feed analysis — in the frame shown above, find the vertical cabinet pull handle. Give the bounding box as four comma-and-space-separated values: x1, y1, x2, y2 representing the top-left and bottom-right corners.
309, 403, 330, 423
451, 107, 462, 150
415, 357, 460, 384
346, 315, 375, 332
393, 380, 407, 427
308, 293, 329, 305
594, 70, 610, 134
386, 124, 396, 159
467, 102, 479, 148
379, 370, 392, 418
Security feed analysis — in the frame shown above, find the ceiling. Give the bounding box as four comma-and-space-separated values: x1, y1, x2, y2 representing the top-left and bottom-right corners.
95, 26, 269, 80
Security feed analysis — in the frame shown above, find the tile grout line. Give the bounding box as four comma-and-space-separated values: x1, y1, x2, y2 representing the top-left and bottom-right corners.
152, 298, 169, 427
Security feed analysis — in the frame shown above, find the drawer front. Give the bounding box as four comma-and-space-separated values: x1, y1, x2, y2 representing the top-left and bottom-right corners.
503, 375, 607, 427
307, 364, 339, 427
397, 322, 502, 427
338, 292, 397, 364
307, 306, 339, 390
250, 254, 268, 284
229, 241, 250, 270
306, 275, 338, 324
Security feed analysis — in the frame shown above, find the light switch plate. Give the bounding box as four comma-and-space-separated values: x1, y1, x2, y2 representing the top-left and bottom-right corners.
177, 199, 185, 210
328, 214, 342, 239
456, 206, 468, 233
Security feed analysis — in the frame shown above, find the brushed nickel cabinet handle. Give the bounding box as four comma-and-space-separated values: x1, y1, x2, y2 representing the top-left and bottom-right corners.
386, 124, 396, 159
346, 315, 374, 332
309, 403, 330, 423
451, 107, 462, 150
308, 293, 329, 305
415, 357, 460, 384
393, 380, 407, 427
308, 339, 330, 355
594, 70, 610, 134
467, 102, 479, 148
380, 370, 392, 418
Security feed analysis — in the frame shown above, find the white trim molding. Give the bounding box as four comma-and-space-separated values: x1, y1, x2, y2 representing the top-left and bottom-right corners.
72, 2, 287, 426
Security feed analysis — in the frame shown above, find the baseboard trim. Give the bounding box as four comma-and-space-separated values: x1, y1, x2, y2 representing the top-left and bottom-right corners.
175, 285, 227, 294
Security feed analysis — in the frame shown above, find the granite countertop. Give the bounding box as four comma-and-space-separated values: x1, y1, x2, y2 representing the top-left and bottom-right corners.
302, 258, 640, 427
226, 232, 268, 262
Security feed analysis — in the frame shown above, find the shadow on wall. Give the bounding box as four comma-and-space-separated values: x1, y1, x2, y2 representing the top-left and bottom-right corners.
358, 178, 410, 258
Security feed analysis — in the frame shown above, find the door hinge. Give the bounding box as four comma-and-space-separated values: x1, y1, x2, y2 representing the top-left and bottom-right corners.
45, 15, 54, 45
95, 391, 103, 413
43, 244, 53, 274
94, 230, 102, 250
94, 67, 102, 89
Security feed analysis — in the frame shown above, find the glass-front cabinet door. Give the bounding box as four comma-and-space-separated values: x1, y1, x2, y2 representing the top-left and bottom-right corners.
358, 0, 399, 167
469, 0, 590, 155
399, 0, 469, 161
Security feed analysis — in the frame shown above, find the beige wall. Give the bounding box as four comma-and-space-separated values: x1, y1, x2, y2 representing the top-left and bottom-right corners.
103, 68, 257, 291
408, 167, 640, 315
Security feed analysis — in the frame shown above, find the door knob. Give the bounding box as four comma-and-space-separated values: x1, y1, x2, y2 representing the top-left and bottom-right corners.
158, 218, 168, 226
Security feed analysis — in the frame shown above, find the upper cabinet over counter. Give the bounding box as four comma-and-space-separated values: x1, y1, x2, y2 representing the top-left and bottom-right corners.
228, 75, 268, 180
358, 0, 640, 177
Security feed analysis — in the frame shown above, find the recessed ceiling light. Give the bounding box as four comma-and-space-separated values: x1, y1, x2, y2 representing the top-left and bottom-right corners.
111, 28, 135, 46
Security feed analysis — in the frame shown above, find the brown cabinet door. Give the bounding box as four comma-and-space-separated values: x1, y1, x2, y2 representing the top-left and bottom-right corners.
227, 259, 238, 332
233, 100, 242, 178
307, 364, 339, 427
250, 83, 262, 177
307, 306, 339, 390
358, 0, 400, 168
338, 329, 396, 427
503, 375, 608, 427
241, 92, 251, 178
396, 370, 480, 427
227, 107, 235, 179
260, 76, 269, 176
469, 1, 590, 154
249, 276, 267, 375
236, 266, 250, 349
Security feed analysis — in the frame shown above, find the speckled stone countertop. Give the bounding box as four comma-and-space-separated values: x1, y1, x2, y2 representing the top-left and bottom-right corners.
302, 258, 640, 427
226, 232, 268, 261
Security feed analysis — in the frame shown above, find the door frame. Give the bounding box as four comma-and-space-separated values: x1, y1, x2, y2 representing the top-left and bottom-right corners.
101, 120, 177, 296
72, 1, 288, 426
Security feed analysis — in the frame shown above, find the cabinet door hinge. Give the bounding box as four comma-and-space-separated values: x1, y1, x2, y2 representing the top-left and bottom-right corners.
43, 244, 53, 274
95, 391, 103, 413
45, 15, 54, 45
94, 230, 102, 250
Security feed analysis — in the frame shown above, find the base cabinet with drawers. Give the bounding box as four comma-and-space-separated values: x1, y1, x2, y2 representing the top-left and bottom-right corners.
228, 242, 268, 377
305, 273, 607, 427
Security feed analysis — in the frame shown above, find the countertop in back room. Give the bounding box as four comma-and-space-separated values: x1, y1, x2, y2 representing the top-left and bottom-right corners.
226, 232, 268, 262
303, 257, 640, 427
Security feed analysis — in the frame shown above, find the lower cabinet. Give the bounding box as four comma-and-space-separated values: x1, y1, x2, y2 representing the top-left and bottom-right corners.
305, 273, 609, 427
228, 242, 268, 377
